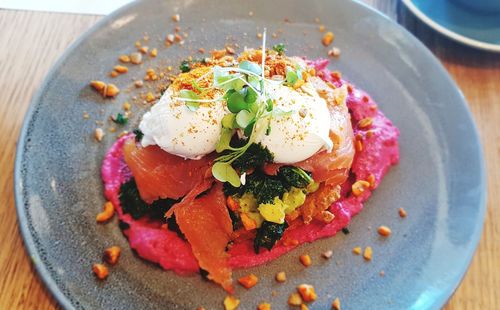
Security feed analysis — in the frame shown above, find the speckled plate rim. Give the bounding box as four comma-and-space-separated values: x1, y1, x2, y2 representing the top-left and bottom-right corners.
13, 1, 142, 309
402, 0, 500, 53
14, 0, 487, 309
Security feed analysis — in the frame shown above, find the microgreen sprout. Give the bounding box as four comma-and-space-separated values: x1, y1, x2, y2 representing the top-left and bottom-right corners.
172, 29, 287, 187
272, 43, 286, 55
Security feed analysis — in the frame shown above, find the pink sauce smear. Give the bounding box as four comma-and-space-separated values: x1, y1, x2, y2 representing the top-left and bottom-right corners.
101, 59, 400, 274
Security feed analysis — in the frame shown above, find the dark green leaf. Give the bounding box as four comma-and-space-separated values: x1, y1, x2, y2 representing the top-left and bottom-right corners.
179, 60, 191, 73
133, 129, 143, 142
231, 143, 274, 172
112, 113, 128, 125
272, 43, 286, 55
243, 120, 255, 137
254, 221, 288, 253
278, 166, 313, 188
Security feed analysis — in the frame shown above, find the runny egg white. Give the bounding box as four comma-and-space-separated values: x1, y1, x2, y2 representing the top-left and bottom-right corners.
139, 68, 346, 164
255, 82, 333, 163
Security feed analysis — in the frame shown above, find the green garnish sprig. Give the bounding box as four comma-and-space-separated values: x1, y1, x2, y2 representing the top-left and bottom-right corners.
172, 32, 290, 187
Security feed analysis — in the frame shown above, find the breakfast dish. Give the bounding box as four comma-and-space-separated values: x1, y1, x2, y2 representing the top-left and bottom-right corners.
101, 43, 399, 291
14, 0, 486, 308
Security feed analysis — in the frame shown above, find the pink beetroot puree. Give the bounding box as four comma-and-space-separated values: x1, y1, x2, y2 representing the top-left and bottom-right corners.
101, 59, 400, 274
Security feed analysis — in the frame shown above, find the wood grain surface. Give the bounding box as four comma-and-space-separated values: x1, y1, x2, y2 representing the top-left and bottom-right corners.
0, 2, 498, 309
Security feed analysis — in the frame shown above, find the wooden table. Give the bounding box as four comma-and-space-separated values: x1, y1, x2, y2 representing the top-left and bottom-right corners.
0, 2, 498, 309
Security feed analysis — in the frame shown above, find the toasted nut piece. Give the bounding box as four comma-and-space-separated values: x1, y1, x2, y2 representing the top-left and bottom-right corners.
257, 32, 263, 39
94, 128, 105, 142
363, 246, 373, 261
322, 31, 335, 46
300, 254, 312, 267
166, 34, 175, 43
150, 48, 158, 57
352, 180, 370, 196
123, 102, 131, 111
172, 14, 180, 22
319, 25, 325, 32
134, 80, 144, 88
399, 207, 407, 218
322, 250, 333, 259
197, 307, 206, 310
331, 297, 341, 310
223, 296, 240, 310
320, 210, 335, 223
358, 117, 373, 128
90, 80, 106, 93
225, 46, 235, 54
275, 271, 286, 283
119, 55, 130, 63
130, 52, 142, 64
104, 246, 121, 265
135, 40, 141, 47
139, 46, 149, 54
377, 226, 392, 237
92, 263, 109, 280
146, 92, 155, 103
105, 84, 120, 97
355, 138, 363, 152
367, 174, 376, 189
211, 49, 227, 59
238, 274, 258, 289
198, 47, 206, 53
96, 201, 114, 222
174, 33, 182, 42
257, 303, 271, 310
283, 238, 299, 246
352, 247, 362, 255
114, 65, 128, 74
297, 284, 317, 302
109, 71, 119, 78
328, 47, 341, 57
288, 293, 303, 306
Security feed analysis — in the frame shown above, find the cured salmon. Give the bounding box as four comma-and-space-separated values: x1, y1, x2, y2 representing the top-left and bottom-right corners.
174, 182, 234, 292
123, 139, 213, 203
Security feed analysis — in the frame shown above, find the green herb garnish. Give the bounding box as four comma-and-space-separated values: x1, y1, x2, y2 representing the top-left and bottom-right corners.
179, 60, 191, 73
278, 166, 313, 188
112, 113, 128, 125
254, 221, 288, 253
272, 43, 286, 55
133, 129, 144, 142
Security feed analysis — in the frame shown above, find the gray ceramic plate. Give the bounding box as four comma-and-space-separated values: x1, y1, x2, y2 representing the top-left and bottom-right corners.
15, 0, 486, 309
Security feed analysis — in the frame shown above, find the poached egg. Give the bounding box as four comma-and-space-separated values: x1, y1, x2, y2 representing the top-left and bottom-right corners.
139, 64, 347, 164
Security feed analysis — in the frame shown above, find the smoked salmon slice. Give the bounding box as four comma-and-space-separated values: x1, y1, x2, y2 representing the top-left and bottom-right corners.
174, 182, 234, 292
123, 138, 213, 203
